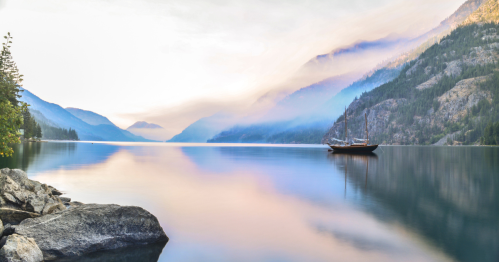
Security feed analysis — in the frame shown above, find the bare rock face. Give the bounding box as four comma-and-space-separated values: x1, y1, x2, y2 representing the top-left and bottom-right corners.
435, 76, 492, 123
322, 98, 407, 144
15, 204, 168, 260
416, 73, 443, 90
0, 234, 43, 262
0, 168, 65, 224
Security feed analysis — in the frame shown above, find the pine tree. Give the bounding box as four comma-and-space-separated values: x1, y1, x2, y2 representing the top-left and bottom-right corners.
36, 124, 42, 140
0, 33, 26, 156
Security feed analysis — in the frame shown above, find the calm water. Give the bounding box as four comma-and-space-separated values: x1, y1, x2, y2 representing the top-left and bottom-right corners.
0, 142, 498, 262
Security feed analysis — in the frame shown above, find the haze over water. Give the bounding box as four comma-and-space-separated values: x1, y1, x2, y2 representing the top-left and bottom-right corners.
1, 142, 498, 262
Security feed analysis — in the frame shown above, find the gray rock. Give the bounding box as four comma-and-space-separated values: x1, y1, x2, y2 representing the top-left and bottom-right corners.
0, 169, 65, 219
3, 224, 16, 237
59, 197, 71, 203
0, 234, 43, 262
63, 201, 83, 210
15, 204, 168, 260
48, 186, 62, 196
0, 209, 39, 225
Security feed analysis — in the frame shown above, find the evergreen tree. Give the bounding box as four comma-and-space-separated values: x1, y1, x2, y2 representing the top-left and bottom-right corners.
0, 33, 26, 156
36, 124, 42, 139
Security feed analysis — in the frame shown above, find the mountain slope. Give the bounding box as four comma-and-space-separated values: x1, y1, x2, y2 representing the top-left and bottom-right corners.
208, 66, 404, 144
19, 89, 151, 142
65, 108, 115, 126
168, 114, 235, 142
463, 0, 499, 25
127, 121, 163, 129
323, 22, 499, 145
260, 73, 359, 122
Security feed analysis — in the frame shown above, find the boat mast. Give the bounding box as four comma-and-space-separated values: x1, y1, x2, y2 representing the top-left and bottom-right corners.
345, 107, 347, 144
365, 113, 369, 144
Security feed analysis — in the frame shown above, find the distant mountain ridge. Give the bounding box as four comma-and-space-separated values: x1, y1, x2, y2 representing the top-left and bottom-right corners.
66, 108, 115, 126
19, 89, 152, 142
127, 121, 163, 130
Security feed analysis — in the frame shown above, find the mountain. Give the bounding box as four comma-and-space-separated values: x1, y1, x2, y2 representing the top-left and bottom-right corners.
127, 121, 163, 129
65, 108, 115, 126
208, 66, 404, 144
168, 114, 235, 143
323, 20, 499, 145
19, 89, 152, 142
126, 121, 167, 141
259, 73, 360, 122
181, 0, 488, 144
463, 0, 499, 25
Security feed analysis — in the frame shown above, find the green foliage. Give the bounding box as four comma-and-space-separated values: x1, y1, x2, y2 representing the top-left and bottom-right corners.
481, 122, 499, 145
39, 123, 79, 140
22, 109, 40, 139
0, 33, 26, 157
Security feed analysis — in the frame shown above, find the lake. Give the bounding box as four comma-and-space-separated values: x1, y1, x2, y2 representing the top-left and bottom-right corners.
0, 142, 498, 262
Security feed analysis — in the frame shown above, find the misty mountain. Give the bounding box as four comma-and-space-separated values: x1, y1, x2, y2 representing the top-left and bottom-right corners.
19, 89, 152, 142
126, 121, 166, 141
323, 18, 499, 145
66, 107, 116, 126
208, 65, 403, 143
260, 73, 360, 122
127, 121, 163, 129
171, 0, 487, 144
168, 114, 235, 143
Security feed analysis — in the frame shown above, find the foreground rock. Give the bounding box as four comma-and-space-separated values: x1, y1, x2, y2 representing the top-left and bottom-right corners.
0, 234, 43, 262
15, 204, 168, 260
0, 168, 65, 220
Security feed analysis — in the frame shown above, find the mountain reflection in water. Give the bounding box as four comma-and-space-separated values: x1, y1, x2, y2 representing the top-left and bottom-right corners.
0, 142, 497, 262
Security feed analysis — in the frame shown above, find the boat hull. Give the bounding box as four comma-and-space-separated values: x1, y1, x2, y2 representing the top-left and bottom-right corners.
329, 144, 378, 152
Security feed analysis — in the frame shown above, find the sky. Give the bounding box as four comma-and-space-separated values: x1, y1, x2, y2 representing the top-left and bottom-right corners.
0, 0, 467, 138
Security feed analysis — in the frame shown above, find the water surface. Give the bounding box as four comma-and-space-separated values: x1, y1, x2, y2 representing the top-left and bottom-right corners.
1, 142, 498, 262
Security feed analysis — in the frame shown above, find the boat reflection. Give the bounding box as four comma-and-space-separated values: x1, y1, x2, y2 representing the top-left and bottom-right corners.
330, 146, 499, 262
328, 151, 378, 193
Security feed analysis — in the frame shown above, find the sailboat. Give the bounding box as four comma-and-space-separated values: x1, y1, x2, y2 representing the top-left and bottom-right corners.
328, 108, 378, 153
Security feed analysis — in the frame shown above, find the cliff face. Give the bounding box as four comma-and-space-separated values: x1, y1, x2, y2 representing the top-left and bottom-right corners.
323, 23, 499, 145
463, 0, 499, 25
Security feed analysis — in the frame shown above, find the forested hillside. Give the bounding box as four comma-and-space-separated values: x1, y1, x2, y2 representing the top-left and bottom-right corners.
323, 22, 499, 145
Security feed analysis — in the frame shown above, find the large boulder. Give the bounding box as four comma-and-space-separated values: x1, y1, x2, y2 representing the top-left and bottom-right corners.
0, 169, 65, 222
15, 204, 168, 260
0, 234, 43, 262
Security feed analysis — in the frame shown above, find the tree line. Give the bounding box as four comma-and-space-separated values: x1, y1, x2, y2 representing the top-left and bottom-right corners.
22, 109, 42, 140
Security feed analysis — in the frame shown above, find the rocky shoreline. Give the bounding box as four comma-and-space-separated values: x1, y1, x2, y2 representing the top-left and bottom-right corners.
0, 168, 168, 261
